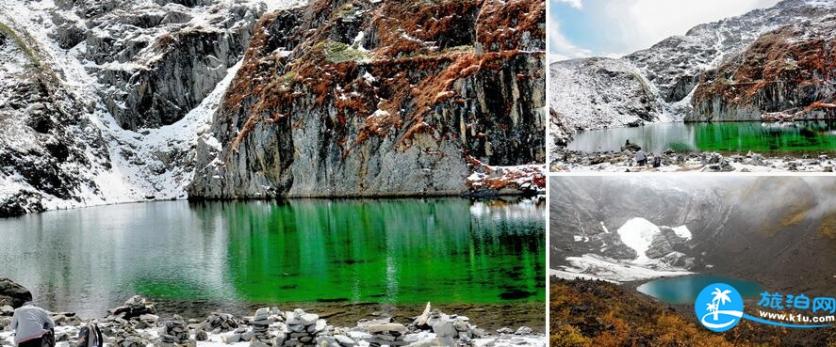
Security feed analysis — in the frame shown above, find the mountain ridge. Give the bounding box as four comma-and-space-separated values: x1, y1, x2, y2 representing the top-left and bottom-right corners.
549, 0, 836, 144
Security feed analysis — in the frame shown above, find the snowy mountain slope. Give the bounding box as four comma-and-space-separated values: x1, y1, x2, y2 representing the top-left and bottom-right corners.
550, 177, 836, 290
0, 0, 302, 217
549, 0, 836, 142
548, 57, 660, 142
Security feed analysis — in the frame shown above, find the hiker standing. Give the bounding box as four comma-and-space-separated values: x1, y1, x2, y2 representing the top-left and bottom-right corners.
10, 302, 55, 347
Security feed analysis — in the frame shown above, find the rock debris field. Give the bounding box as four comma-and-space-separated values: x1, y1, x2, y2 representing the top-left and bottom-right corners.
0, 295, 543, 347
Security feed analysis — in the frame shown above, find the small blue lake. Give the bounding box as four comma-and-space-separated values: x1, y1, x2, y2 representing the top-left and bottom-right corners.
637, 274, 762, 305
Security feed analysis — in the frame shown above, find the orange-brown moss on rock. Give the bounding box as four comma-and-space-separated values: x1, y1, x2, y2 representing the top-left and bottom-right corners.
189, 0, 545, 199
220, 0, 544, 153
475, 0, 545, 53
691, 21, 836, 121
369, 0, 479, 59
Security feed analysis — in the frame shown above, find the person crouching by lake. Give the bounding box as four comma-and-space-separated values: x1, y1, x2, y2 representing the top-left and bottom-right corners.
635, 149, 648, 167
10, 302, 55, 347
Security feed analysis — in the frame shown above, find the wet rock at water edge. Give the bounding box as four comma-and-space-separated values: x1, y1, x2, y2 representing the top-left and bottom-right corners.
109, 295, 156, 321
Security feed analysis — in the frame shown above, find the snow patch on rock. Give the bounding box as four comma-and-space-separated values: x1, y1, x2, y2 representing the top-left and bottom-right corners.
553, 254, 692, 284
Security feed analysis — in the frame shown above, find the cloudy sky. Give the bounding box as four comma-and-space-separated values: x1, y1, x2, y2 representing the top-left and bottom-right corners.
549, 0, 781, 61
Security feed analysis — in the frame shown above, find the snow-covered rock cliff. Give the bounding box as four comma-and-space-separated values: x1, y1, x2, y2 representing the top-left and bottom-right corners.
0, 0, 545, 216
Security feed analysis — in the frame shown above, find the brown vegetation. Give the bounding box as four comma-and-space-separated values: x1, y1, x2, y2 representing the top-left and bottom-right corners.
692, 22, 836, 115
551, 279, 736, 347
220, 0, 543, 156
551, 279, 836, 347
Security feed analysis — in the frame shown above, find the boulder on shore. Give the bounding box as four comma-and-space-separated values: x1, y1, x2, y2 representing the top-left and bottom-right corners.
0, 278, 33, 308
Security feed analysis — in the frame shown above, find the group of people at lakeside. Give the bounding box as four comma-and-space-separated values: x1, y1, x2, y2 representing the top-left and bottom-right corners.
624, 140, 662, 169
7, 302, 101, 347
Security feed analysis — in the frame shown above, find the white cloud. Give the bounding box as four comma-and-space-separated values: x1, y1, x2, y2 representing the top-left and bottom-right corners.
552, 0, 781, 58
549, 20, 592, 61
555, 0, 583, 9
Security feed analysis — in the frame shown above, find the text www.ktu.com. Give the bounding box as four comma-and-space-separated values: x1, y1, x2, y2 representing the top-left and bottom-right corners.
758, 310, 836, 323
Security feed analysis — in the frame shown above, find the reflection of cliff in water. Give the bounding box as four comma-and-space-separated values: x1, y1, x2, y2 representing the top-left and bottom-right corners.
0, 198, 544, 318
221, 198, 546, 304
550, 176, 836, 294
567, 121, 836, 154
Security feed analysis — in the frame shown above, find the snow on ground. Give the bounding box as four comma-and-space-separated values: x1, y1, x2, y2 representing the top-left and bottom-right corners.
466, 160, 546, 195
552, 254, 692, 284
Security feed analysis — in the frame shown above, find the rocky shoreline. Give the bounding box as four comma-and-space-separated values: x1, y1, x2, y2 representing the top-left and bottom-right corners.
1, 283, 544, 347
550, 148, 835, 173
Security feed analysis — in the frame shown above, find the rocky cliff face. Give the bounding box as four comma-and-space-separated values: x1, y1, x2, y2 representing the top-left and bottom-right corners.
0, 0, 544, 217
51, 0, 266, 130
549, 0, 835, 142
0, 22, 109, 216
0, 0, 292, 217
690, 17, 836, 121
189, 0, 546, 199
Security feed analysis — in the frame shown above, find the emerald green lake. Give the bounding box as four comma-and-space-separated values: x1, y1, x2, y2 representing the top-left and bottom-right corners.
567, 121, 836, 154
0, 198, 544, 318
637, 275, 762, 305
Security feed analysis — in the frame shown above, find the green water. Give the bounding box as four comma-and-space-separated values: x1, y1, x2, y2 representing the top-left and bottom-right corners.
568, 121, 836, 154
0, 199, 544, 317
637, 275, 762, 305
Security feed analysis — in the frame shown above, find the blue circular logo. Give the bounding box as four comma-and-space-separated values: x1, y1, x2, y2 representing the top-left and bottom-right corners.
694, 282, 744, 332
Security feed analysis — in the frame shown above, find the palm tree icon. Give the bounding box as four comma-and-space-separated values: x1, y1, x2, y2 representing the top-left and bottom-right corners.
710, 287, 733, 321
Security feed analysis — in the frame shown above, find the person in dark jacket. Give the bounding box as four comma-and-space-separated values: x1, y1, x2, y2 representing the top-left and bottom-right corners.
652, 155, 662, 168
78, 322, 103, 347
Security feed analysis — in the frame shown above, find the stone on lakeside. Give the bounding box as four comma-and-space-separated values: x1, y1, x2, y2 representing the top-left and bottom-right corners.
0, 278, 32, 308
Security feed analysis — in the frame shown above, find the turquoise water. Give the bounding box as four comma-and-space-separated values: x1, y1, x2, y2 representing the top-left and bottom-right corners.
568, 121, 836, 154
0, 199, 545, 317
637, 274, 762, 305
